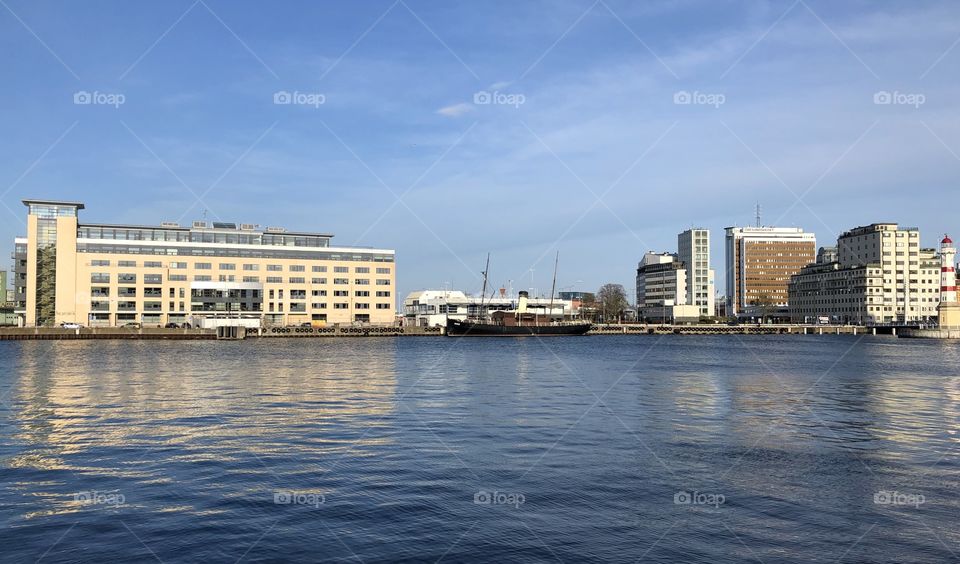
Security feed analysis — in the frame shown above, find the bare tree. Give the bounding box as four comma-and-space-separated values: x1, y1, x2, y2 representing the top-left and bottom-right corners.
597, 284, 628, 323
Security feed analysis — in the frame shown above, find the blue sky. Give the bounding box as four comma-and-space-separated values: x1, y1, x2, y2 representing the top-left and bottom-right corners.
1, 0, 959, 302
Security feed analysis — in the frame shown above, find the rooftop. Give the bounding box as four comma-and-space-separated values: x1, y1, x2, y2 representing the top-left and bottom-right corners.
22, 199, 85, 209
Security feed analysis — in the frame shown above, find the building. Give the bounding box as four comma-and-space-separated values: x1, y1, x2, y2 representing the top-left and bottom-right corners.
403, 290, 573, 327
0, 270, 8, 304
677, 228, 715, 317
725, 226, 816, 317
635, 252, 698, 322
938, 235, 960, 328
14, 199, 396, 328
789, 223, 942, 324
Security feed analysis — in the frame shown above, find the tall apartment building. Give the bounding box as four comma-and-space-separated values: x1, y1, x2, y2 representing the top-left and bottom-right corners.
725, 226, 816, 316
635, 252, 688, 321
13, 199, 396, 328
789, 223, 941, 324
677, 228, 714, 316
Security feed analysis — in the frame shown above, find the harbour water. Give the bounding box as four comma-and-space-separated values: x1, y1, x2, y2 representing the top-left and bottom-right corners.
1, 336, 958, 562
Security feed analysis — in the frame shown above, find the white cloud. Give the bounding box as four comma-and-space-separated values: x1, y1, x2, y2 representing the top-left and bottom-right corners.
436, 102, 475, 117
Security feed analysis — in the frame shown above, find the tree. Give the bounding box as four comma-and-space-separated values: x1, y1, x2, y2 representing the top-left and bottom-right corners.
597, 283, 629, 323
750, 292, 778, 324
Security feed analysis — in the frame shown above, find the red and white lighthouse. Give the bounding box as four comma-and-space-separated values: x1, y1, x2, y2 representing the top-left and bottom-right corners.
942, 235, 957, 304
938, 234, 960, 329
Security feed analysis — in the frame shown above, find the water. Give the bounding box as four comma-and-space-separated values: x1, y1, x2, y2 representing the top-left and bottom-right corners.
1, 335, 958, 563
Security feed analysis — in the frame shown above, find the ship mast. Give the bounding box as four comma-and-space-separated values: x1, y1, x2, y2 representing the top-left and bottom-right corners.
548, 251, 559, 321
479, 253, 490, 320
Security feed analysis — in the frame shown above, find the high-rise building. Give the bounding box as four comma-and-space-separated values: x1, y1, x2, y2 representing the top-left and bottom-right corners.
725, 226, 816, 316
789, 223, 941, 324
14, 199, 396, 328
0, 270, 7, 304
636, 252, 687, 321
677, 228, 714, 317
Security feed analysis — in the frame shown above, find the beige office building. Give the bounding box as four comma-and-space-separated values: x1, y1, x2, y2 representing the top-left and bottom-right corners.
677, 228, 715, 317
13, 200, 396, 327
788, 223, 941, 324
725, 226, 816, 316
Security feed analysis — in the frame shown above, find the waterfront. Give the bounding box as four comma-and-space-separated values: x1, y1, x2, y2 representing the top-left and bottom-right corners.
1, 336, 959, 562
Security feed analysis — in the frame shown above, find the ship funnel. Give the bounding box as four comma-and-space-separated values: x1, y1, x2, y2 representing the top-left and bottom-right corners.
518, 291, 529, 313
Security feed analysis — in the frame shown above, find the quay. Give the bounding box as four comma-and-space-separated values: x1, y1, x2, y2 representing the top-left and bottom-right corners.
0, 324, 908, 340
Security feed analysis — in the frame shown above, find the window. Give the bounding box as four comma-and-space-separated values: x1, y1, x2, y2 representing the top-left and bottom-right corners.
312, 290, 327, 297
92, 259, 111, 267
144, 261, 162, 268
118, 273, 137, 284
354, 279, 370, 285
334, 278, 348, 285
376, 267, 391, 274
266, 276, 282, 283
91, 273, 110, 283
219, 275, 235, 282
376, 279, 390, 286
244, 264, 259, 271
311, 303, 327, 309
144, 274, 162, 284
355, 267, 370, 274
170, 274, 187, 282
119, 260, 137, 267
290, 265, 305, 272
355, 303, 370, 309
118, 287, 137, 297
170, 262, 187, 269
194, 275, 212, 282
144, 288, 162, 297
219, 263, 236, 270
312, 265, 327, 273
243, 276, 260, 283
334, 266, 349, 273
355, 290, 370, 297
376, 291, 391, 297
91, 287, 110, 297
195, 262, 212, 270
334, 290, 349, 297
334, 303, 349, 309
290, 290, 306, 299
312, 278, 327, 284
267, 264, 282, 271
289, 277, 305, 284
376, 303, 392, 309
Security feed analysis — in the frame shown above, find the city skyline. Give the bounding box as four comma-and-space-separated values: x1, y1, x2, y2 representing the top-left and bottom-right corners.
2, 1, 960, 303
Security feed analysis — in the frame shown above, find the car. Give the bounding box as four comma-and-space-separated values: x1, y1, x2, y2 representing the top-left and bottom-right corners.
299, 322, 313, 328
164, 323, 180, 329
60, 322, 82, 329
122, 322, 141, 329
182, 323, 192, 329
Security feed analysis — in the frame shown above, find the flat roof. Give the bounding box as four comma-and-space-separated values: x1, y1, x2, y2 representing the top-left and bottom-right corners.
79, 222, 335, 238
22, 199, 85, 209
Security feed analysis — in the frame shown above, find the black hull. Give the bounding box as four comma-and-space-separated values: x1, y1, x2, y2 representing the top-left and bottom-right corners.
446, 319, 592, 336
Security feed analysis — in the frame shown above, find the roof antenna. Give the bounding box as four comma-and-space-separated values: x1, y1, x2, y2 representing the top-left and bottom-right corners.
755, 203, 762, 228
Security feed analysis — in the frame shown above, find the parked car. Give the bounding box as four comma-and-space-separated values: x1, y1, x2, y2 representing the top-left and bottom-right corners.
60, 322, 82, 329
299, 322, 313, 328
164, 323, 180, 329
122, 322, 141, 329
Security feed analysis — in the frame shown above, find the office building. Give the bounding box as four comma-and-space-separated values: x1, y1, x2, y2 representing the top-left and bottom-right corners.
789, 223, 941, 324
635, 252, 698, 322
677, 228, 715, 317
725, 226, 816, 317
13, 199, 396, 327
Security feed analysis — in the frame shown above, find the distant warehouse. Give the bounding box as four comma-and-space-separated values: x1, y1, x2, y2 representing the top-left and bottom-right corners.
12, 200, 396, 328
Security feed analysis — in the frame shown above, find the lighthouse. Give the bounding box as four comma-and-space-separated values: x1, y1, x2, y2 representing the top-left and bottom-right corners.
938, 235, 960, 328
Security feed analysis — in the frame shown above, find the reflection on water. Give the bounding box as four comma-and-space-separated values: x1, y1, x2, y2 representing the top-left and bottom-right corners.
1, 336, 958, 562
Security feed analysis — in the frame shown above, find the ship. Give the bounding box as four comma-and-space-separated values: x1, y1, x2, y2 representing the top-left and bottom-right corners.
445, 253, 592, 337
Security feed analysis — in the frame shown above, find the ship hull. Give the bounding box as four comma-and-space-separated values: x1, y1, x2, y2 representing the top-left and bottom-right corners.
446, 319, 592, 336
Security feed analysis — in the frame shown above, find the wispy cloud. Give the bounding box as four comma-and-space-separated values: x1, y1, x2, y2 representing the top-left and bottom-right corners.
436, 102, 475, 117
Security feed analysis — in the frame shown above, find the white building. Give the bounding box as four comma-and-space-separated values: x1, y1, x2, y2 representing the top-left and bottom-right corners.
789, 223, 942, 324
678, 228, 715, 317
635, 252, 699, 322
403, 290, 573, 327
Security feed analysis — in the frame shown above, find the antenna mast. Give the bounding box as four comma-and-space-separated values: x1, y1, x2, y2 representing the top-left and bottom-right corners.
755, 203, 762, 227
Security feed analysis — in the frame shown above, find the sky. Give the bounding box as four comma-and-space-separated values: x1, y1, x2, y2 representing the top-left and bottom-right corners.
1, 0, 959, 303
